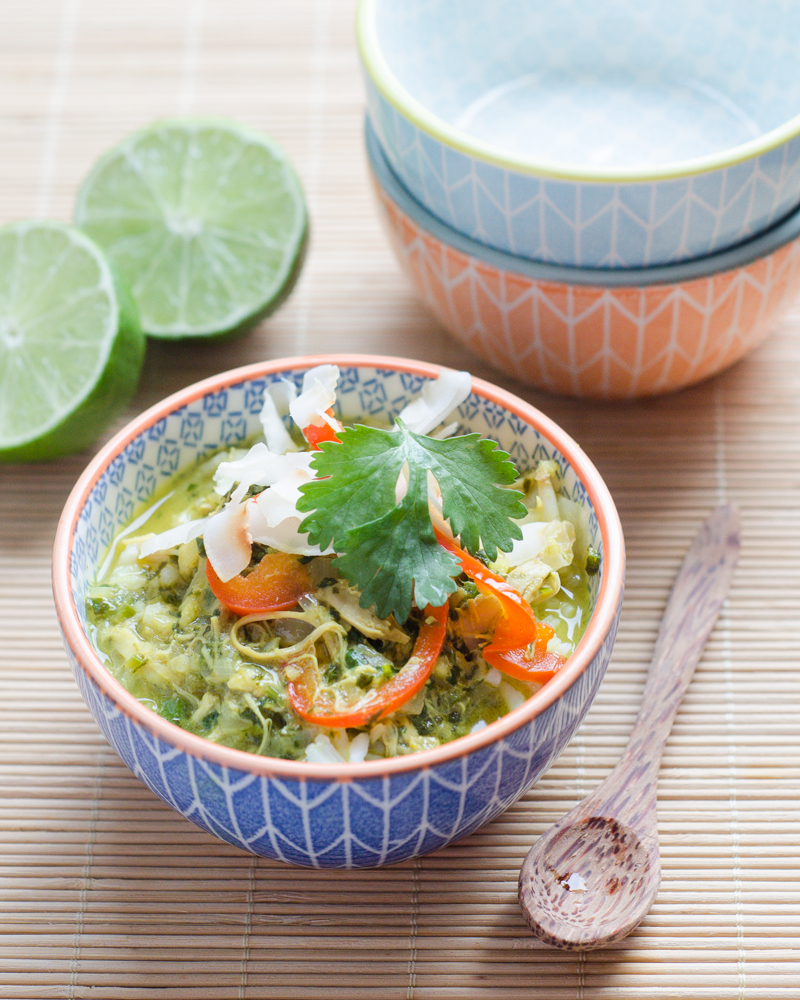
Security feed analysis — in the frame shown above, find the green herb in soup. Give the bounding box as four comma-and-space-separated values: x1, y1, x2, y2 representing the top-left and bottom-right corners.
87, 367, 596, 763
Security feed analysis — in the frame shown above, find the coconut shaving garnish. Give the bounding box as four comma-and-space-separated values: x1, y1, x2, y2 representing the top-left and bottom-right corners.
135, 364, 529, 616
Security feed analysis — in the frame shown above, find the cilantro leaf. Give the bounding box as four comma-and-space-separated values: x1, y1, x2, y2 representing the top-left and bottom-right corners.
295, 425, 403, 551
297, 421, 526, 621
412, 431, 525, 559
334, 505, 461, 623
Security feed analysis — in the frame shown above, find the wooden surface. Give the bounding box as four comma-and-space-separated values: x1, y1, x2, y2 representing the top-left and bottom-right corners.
2, 1, 800, 997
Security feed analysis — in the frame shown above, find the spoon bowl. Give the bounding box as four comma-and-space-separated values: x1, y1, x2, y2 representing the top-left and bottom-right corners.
519, 504, 741, 949
520, 814, 659, 950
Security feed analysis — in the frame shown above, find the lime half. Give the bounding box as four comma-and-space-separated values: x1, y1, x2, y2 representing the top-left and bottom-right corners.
0, 221, 144, 463
73, 119, 308, 340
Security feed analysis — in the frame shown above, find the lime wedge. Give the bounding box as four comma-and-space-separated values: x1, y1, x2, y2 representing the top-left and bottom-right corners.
0, 221, 144, 463
73, 119, 308, 340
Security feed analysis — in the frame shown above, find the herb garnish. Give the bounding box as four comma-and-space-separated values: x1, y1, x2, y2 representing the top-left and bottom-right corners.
297, 421, 526, 622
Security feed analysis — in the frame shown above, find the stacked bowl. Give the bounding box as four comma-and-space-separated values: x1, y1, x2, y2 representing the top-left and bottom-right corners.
357, 0, 800, 398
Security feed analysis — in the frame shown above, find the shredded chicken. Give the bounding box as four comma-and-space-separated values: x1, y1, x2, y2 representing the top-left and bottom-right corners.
318, 583, 411, 645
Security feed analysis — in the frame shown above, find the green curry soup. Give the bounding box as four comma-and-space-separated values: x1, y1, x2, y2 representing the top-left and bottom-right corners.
87, 449, 595, 763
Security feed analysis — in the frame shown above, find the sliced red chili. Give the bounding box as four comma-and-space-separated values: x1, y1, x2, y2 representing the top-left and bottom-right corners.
206, 550, 313, 616
286, 602, 448, 728
302, 409, 342, 449
435, 529, 564, 684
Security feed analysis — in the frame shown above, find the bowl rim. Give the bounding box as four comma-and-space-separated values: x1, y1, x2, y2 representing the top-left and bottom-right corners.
365, 117, 800, 287
357, 0, 800, 184
53, 353, 625, 781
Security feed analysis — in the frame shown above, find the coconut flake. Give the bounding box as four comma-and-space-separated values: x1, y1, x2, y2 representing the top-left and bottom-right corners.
290, 364, 340, 430
347, 732, 370, 763
394, 462, 409, 504
331, 730, 351, 758
253, 468, 310, 527
305, 733, 347, 764
139, 450, 325, 574
397, 369, 471, 435
485, 667, 502, 687
329, 731, 370, 761
214, 445, 315, 501
429, 420, 460, 440
137, 518, 208, 558
248, 468, 334, 556
203, 502, 252, 582
259, 380, 299, 455
499, 681, 526, 711
425, 472, 459, 546
302, 364, 338, 397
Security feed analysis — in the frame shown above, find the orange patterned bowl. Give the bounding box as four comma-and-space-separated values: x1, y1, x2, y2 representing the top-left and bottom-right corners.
367, 121, 800, 399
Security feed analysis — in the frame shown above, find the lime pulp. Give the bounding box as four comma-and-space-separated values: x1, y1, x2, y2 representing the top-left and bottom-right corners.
73, 118, 308, 340
0, 221, 144, 463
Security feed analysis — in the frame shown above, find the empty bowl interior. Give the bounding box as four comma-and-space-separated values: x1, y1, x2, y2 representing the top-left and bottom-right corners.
366, 0, 800, 172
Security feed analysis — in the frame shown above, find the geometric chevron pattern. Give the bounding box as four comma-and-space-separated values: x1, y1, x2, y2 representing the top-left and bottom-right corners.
58, 361, 622, 867
362, 0, 800, 268
367, 86, 800, 270
372, 168, 800, 399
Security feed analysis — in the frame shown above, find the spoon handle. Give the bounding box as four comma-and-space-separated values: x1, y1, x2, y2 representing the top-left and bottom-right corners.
585, 504, 740, 835
597, 504, 741, 813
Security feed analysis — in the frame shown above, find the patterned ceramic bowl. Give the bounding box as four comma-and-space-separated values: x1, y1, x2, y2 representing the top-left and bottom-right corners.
367, 121, 800, 400
358, 0, 800, 268
53, 355, 625, 868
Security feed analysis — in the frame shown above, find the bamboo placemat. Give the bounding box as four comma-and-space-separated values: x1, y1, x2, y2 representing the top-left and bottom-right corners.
2, 1, 800, 997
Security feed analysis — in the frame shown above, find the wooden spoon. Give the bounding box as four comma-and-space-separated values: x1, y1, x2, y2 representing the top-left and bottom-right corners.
518, 504, 741, 950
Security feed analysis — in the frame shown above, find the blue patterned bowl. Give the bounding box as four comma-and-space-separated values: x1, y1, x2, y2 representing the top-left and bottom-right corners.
358, 0, 800, 269
53, 356, 625, 868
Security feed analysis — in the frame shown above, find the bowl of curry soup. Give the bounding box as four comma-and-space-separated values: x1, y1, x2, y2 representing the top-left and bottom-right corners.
53, 354, 624, 867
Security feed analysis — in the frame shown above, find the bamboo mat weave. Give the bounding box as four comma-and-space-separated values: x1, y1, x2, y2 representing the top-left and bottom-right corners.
2, 1, 800, 997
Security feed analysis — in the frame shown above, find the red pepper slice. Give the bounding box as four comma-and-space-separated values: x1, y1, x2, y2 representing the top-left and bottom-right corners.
206, 551, 313, 616
286, 602, 448, 728
435, 529, 563, 685
303, 409, 342, 449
